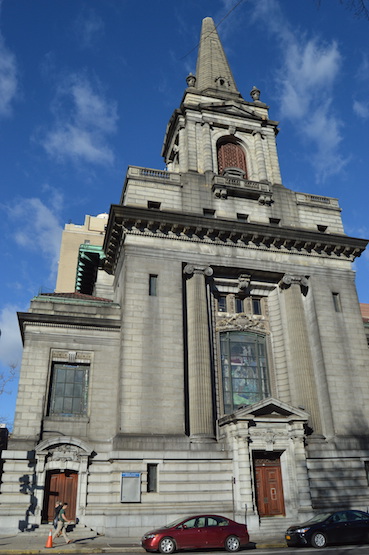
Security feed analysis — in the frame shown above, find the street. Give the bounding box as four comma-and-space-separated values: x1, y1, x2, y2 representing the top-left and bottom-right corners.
48, 547, 369, 555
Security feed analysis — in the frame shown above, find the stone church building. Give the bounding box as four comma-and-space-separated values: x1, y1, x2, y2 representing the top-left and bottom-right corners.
1, 17, 369, 537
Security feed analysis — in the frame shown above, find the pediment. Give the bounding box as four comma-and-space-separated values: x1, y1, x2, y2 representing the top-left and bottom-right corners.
219, 397, 309, 427
237, 397, 309, 419
199, 102, 264, 121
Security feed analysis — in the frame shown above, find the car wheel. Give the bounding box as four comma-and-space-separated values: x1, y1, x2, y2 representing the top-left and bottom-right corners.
310, 531, 327, 548
225, 535, 241, 552
159, 537, 176, 554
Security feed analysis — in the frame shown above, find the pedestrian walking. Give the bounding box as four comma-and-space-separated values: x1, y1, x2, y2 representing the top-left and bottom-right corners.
53, 500, 62, 530
52, 502, 72, 544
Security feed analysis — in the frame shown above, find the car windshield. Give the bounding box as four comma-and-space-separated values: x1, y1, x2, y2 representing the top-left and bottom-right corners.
304, 513, 332, 524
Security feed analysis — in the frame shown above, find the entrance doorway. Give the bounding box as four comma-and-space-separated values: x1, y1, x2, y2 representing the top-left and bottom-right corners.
254, 453, 285, 517
43, 470, 78, 523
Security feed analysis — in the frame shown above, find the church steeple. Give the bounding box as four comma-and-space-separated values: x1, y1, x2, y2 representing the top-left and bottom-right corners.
162, 16, 282, 185
194, 17, 242, 99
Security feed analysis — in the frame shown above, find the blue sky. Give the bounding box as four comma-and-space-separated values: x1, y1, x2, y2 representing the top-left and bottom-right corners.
1, 0, 369, 425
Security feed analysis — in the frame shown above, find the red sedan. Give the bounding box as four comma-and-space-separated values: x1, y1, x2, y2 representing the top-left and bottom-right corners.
141, 514, 250, 553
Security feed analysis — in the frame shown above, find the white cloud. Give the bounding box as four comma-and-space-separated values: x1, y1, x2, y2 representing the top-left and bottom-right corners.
41, 73, 118, 166
8, 197, 63, 277
74, 9, 105, 49
0, 305, 23, 368
353, 99, 369, 119
0, 33, 18, 117
251, 0, 345, 182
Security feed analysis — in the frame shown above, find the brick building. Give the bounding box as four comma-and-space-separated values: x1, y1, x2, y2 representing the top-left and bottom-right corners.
1, 17, 369, 538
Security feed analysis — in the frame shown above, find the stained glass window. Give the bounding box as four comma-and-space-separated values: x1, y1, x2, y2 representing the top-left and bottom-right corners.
220, 331, 269, 413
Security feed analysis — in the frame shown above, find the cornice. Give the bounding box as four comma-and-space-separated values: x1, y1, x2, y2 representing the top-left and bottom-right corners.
17, 312, 121, 342
103, 205, 368, 275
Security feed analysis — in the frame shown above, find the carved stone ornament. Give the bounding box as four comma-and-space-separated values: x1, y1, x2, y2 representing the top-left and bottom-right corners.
238, 274, 251, 291
48, 444, 82, 463
250, 86, 261, 101
186, 73, 196, 87
216, 313, 267, 333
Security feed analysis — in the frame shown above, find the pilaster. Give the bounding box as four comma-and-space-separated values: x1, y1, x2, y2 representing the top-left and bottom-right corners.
184, 264, 215, 440
279, 275, 322, 434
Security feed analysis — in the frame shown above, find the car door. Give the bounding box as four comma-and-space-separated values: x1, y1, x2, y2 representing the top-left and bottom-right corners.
345, 510, 369, 543
325, 512, 350, 544
174, 517, 207, 549
203, 516, 229, 548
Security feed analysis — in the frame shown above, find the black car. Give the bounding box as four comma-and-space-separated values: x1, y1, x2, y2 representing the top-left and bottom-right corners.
285, 510, 369, 548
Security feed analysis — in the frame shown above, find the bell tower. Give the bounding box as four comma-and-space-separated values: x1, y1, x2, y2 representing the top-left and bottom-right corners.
162, 17, 282, 187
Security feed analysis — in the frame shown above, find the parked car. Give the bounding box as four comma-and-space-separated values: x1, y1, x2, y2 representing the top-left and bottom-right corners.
285, 510, 369, 548
141, 514, 250, 553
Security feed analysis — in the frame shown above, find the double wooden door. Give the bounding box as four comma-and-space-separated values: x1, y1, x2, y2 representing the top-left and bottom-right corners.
254, 457, 285, 517
43, 470, 78, 522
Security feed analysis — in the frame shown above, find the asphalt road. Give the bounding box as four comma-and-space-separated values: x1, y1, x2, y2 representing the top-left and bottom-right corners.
61, 547, 369, 555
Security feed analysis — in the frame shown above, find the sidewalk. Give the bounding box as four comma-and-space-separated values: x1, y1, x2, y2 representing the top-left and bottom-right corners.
0, 532, 287, 553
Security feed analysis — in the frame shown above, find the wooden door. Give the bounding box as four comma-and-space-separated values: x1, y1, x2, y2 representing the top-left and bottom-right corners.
44, 470, 78, 522
255, 458, 285, 517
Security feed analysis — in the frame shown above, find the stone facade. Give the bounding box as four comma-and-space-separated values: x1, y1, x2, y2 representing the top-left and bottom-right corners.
1, 17, 369, 539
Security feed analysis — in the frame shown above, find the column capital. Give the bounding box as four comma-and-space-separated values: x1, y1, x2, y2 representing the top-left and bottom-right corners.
183, 264, 213, 277
280, 274, 309, 289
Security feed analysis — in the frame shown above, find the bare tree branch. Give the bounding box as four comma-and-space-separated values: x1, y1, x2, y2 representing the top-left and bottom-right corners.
315, 0, 369, 19
0, 363, 18, 397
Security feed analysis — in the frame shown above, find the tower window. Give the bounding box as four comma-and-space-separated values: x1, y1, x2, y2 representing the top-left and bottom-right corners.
203, 208, 215, 217
237, 213, 249, 222
149, 275, 158, 296
217, 139, 247, 177
148, 201, 161, 210
269, 218, 280, 226
332, 292, 341, 312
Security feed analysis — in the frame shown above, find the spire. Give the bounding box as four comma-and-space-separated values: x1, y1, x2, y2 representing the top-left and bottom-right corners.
194, 17, 241, 98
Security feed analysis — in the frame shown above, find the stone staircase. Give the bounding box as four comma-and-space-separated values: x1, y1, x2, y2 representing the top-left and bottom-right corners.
21, 522, 98, 540
251, 516, 296, 542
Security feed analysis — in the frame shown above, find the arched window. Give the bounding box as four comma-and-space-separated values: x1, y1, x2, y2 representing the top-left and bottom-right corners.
220, 331, 269, 414
217, 139, 247, 177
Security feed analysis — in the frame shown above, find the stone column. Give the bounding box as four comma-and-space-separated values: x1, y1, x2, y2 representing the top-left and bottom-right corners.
184, 264, 215, 440
280, 275, 322, 433
186, 118, 198, 172
202, 122, 213, 173
253, 130, 268, 182
178, 125, 186, 172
